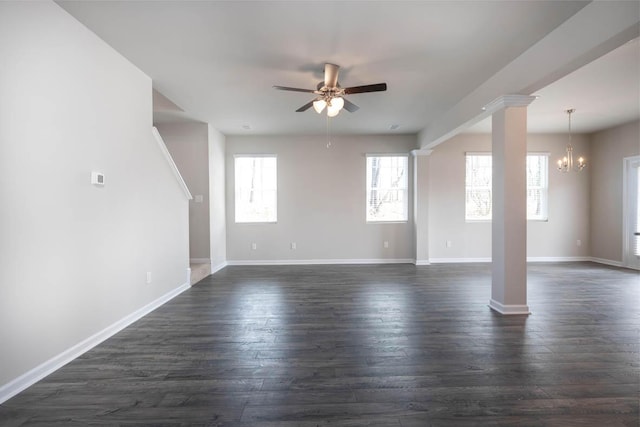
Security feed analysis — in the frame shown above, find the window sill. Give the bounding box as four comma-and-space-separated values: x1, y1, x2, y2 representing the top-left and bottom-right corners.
235, 221, 278, 224
465, 219, 549, 223
366, 220, 409, 224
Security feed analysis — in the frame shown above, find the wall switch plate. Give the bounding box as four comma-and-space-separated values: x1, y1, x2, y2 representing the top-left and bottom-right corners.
291, 242, 296, 250
146, 272, 152, 284
91, 171, 105, 186
194, 194, 203, 203
446, 240, 453, 248
251, 243, 257, 250
577, 239, 582, 247
383, 241, 389, 248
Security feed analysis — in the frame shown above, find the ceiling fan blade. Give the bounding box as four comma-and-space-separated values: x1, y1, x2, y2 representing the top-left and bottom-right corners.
324, 63, 339, 88
343, 98, 359, 113
343, 83, 387, 94
296, 100, 315, 112
273, 85, 317, 93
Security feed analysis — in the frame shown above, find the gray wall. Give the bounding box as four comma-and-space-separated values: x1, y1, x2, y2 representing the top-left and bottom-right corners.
208, 125, 227, 272
225, 134, 417, 262
0, 2, 189, 388
428, 132, 591, 261
590, 120, 640, 263
156, 122, 211, 261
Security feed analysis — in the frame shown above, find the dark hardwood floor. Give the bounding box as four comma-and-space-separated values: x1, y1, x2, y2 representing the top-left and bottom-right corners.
1, 262, 638, 426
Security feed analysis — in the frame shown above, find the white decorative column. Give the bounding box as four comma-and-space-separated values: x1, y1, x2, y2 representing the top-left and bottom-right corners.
486, 95, 536, 315
412, 149, 432, 265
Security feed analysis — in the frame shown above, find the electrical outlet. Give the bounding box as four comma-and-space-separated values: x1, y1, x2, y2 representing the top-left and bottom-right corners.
91, 171, 105, 186
146, 272, 152, 284
251, 243, 257, 250
383, 241, 389, 248
291, 242, 297, 250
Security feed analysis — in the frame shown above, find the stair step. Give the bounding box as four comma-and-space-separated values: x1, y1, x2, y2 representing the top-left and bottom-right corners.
189, 262, 211, 285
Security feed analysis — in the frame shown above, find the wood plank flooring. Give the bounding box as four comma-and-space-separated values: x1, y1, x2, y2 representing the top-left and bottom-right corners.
1, 262, 638, 426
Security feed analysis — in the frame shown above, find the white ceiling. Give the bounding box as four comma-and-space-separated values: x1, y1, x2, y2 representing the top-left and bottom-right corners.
57, 1, 639, 136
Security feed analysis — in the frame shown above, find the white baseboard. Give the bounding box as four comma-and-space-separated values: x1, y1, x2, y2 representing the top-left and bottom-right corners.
489, 299, 530, 315
429, 257, 491, 263
226, 258, 415, 266
190, 258, 210, 264
527, 256, 590, 262
0, 280, 191, 405
429, 256, 595, 264
213, 257, 625, 269
589, 257, 623, 267
211, 260, 228, 274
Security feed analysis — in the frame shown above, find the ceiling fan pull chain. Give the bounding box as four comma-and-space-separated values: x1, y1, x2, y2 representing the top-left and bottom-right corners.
326, 114, 331, 148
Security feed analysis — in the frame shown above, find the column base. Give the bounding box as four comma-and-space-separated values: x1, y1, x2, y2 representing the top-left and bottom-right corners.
489, 299, 530, 315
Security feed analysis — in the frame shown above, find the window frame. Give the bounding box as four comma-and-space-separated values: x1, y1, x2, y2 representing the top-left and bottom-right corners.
526, 153, 550, 222
365, 154, 409, 223
233, 154, 278, 224
465, 152, 493, 222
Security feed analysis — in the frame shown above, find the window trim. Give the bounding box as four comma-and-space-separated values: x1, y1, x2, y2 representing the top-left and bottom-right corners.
526, 152, 550, 222
465, 152, 493, 222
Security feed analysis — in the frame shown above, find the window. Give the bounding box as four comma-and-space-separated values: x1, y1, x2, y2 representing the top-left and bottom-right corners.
465, 154, 493, 221
526, 154, 549, 220
465, 153, 548, 221
234, 156, 277, 223
366, 155, 408, 222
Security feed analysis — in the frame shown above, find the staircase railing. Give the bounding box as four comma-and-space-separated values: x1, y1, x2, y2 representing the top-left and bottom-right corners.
151, 126, 193, 200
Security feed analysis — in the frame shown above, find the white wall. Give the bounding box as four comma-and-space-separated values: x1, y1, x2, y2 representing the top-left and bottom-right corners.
156, 122, 211, 260
208, 125, 227, 272
225, 134, 417, 262
428, 133, 590, 261
0, 1, 189, 391
590, 120, 640, 264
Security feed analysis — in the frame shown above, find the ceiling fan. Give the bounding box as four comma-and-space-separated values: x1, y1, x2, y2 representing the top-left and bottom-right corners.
273, 63, 387, 117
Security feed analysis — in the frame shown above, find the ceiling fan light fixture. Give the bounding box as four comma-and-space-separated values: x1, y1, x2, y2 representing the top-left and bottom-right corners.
327, 97, 344, 117
313, 99, 326, 114
332, 97, 344, 111
274, 63, 387, 116
327, 106, 340, 117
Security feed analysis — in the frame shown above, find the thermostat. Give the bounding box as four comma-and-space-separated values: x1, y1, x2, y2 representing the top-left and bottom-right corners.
91, 171, 105, 186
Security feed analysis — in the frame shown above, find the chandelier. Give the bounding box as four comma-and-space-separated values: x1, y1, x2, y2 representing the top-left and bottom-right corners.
557, 108, 585, 172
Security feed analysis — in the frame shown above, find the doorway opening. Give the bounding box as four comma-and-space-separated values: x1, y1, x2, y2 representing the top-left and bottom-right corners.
623, 156, 640, 270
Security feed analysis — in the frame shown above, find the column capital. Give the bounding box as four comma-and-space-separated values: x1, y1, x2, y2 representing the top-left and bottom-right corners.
411, 149, 434, 157
482, 95, 537, 114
